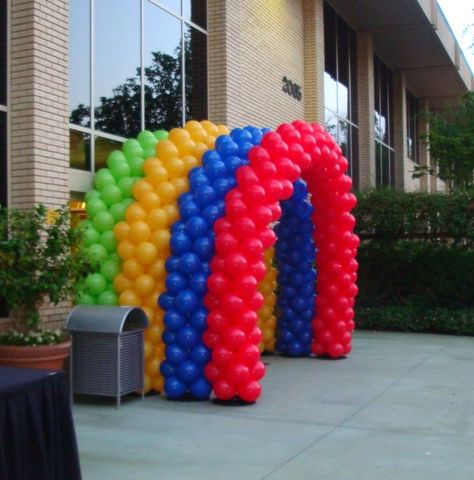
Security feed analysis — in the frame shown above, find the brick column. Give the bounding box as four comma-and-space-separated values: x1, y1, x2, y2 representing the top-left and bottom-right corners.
392, 72, 406, 191
10, 0, 69, 209
356, 32, 375, 190
418, 98, 430, 192
303, 0, 325, 124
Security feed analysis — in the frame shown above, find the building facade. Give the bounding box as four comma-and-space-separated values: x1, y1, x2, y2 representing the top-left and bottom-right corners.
0, 0, 472, 323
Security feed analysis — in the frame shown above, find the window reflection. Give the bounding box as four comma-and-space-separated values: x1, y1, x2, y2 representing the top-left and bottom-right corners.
185, 24, 207, 121
70, 0, 90, 127
95, 0, 140, 137
406, 90, 418, 163
157, 0, 181, 16
145, 1, 183, 131
183, 0, 207, 29
0, 112, 6, 207
95, 136, 123, 171
0, 0, 6, 106
70, 130, 91, 171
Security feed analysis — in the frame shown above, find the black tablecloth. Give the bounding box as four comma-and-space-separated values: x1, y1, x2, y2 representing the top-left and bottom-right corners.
0, 367, 82, 480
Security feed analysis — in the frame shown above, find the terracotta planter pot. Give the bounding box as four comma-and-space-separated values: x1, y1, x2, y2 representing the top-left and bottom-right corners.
0, 340, 71, 370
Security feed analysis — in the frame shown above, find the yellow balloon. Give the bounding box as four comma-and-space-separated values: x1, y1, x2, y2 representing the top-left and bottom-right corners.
217, 124, 229, 135
171, 178, 189, 196
188, 127, 207, 143
144, 340, 154, 359
205, 135, 216, 149
132, 179, 154, 200
134, 274, 155, 296
156, 182, 177, 204
141, 306, 155, 324
182, 155, 199, 173
151, 376, 164, 393
128, 221, 151, 244
125, 203, 147, 223
135, 241, 158, 265
147, 259, 166, 280
184, 120, 201, 131
143, 157, 163, 177
119, 289, 142, 306
122, 258, 145, 279
156, 140, 179, 161
164, 158, 185, 179
147, 208, 168, 230
117, 240, 135, 260
145, 292, 160, 309
193, 142, 209, 161
149, 167, 169, 188
113, 272, 133, 293
168, 127, 190, 144
145, 325, 163, 343
143, 374, 152, 394
201, 120, 219, 136
177, 138, 195, 156
154, 342, 165, 357
163, 204, 179, 226
146, 357, 160, 377
150, 229, 171, 252
140, 191, 161, 211
113, 221, 130, 241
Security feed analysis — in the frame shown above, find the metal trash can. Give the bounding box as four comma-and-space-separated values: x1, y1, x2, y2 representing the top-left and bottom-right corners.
65, 305, 149, 408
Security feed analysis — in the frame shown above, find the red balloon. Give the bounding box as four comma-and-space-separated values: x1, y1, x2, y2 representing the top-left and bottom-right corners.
248, 327, 263, 345
222, 327, 246, 349
240, 238, 264, 260
227, 362, 251, 386
328, 342, 344, 358
227, 199, 248, 220
225, 253, 248, 274
207, 272, 230, 296
235, 273, 258, 297
215, 233, 238, 256
251, 205, 273, 227
248, 145, 271, 164
214, 379, 236, 401
280, 179, 294, 200
210, 256, 226, 273
240, 309, 258, 331
236, 165, 259, 187
312, 342, 326, 356
204, 293, 220, 310
250, 361, 266, 381
204, 363, 221, 383
248, 291, 264, 310
243, 184, 266, 206
207, 310, 229, 333
214, 218, 232, 234
238, 343, 260, 367
237, 380, 261, 403
203, 331, 220, 348
249, 260, 266, 281
212, 345, 234, 366
259, 228, 276, 249
221, 293, 244, 315
233, 216, 256, 239
268, 203, 282, 221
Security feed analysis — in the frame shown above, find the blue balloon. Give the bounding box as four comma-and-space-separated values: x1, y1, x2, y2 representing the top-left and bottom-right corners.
225, 155, 244, 173
289, 341, 304, 357
175, 290, 199, 314
189, 272, 208, 295
164, 309, 186, 332
190, 308, 207, 331
158, 292, 175, 310
193, 236, 214, 261
165, 255, 180, 273
178, 252, 201, 274
204, 159, 227, 180
189, 173, 209, 191
180, 200, 200, 221
164, 344, 187, 366
186, 216, 208, 239
194, 185, 216, 207
165, 272, 188, 294
190, 378, 212, 400
170, 232, 192, 255
165, 376, 187, 399
176, 326, 199, 349
202, 150, 222, 167
162, 330, 176, 345
213, 178, 230, 198
178, 192, 193, 205
202, 204, 220, 225
238, 141, 254, 157
190, 344, 211, 365
177, 360, 200, 384
159, 360, 176, 377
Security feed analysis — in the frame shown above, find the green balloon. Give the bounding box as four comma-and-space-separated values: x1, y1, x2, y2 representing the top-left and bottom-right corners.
87, 243, 108, 263
144, 147, 156, 159
128, 157, 144, 177
100, 259, 121, 282
117, 177, 135, 198
107, 150, 127, 170
85, 273, 107, 296
122, 197, 134, 207
123, 139, 144, 159
97, 289, 118, 306
101, 184, 122, 207
108, 252, 120, 262
76, 292, 96, 305
82, 225, 101, 247
79, 219, 93, 230
138, 130, 157, 149
109, 202, 127, 223
95, 169, 116, 191
85, 190, 101, 202
154, 130, 168, 141
110, 161, 131, 181
93, 211, 114, 233
100, 231, 117, 253
86, 198, 107, 218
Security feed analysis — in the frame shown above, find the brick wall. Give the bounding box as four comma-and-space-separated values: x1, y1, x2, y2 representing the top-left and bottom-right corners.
208, 0, 306, 130
3, 0, 71, 330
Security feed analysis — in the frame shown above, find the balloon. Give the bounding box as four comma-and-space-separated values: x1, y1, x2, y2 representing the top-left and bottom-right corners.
85, 273, 107, 296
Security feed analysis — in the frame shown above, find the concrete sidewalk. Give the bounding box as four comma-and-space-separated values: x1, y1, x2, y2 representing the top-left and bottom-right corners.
74, 331, 474, 480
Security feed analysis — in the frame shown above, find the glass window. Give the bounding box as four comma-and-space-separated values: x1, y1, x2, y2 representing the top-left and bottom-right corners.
70, 0, 90, 127
183, 0, 207, 29
0, 0, 6, 106
144, 1, 183, 131
95, 136, 123, 171
184, 23, 208, 122
70, 130, 91, 171
0, 112, 6, 207
406, 90, 418, 164
95, 0, 140, 138
324, 2, 358, 186
69, 0, 208, 172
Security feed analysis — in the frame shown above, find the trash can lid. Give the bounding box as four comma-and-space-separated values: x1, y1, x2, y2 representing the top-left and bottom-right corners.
65, 305, 149, 333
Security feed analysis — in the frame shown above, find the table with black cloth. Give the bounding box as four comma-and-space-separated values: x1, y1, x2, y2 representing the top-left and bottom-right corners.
0, 367, 82, 480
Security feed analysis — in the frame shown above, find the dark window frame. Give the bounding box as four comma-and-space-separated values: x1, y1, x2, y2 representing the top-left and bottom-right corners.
406, 89, 419, 164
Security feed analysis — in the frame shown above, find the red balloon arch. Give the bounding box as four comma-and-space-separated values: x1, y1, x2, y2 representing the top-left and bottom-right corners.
202, 120, 359, 402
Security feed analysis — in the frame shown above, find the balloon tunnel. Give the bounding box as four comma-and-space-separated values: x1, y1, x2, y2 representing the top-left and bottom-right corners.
77, 120, 359, 404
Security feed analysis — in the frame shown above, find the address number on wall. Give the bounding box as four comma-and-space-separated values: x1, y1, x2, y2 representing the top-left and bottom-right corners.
282, 76, 302, 101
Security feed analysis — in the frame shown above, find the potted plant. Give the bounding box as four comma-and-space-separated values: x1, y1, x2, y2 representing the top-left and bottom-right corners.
0, 204, 93, 369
